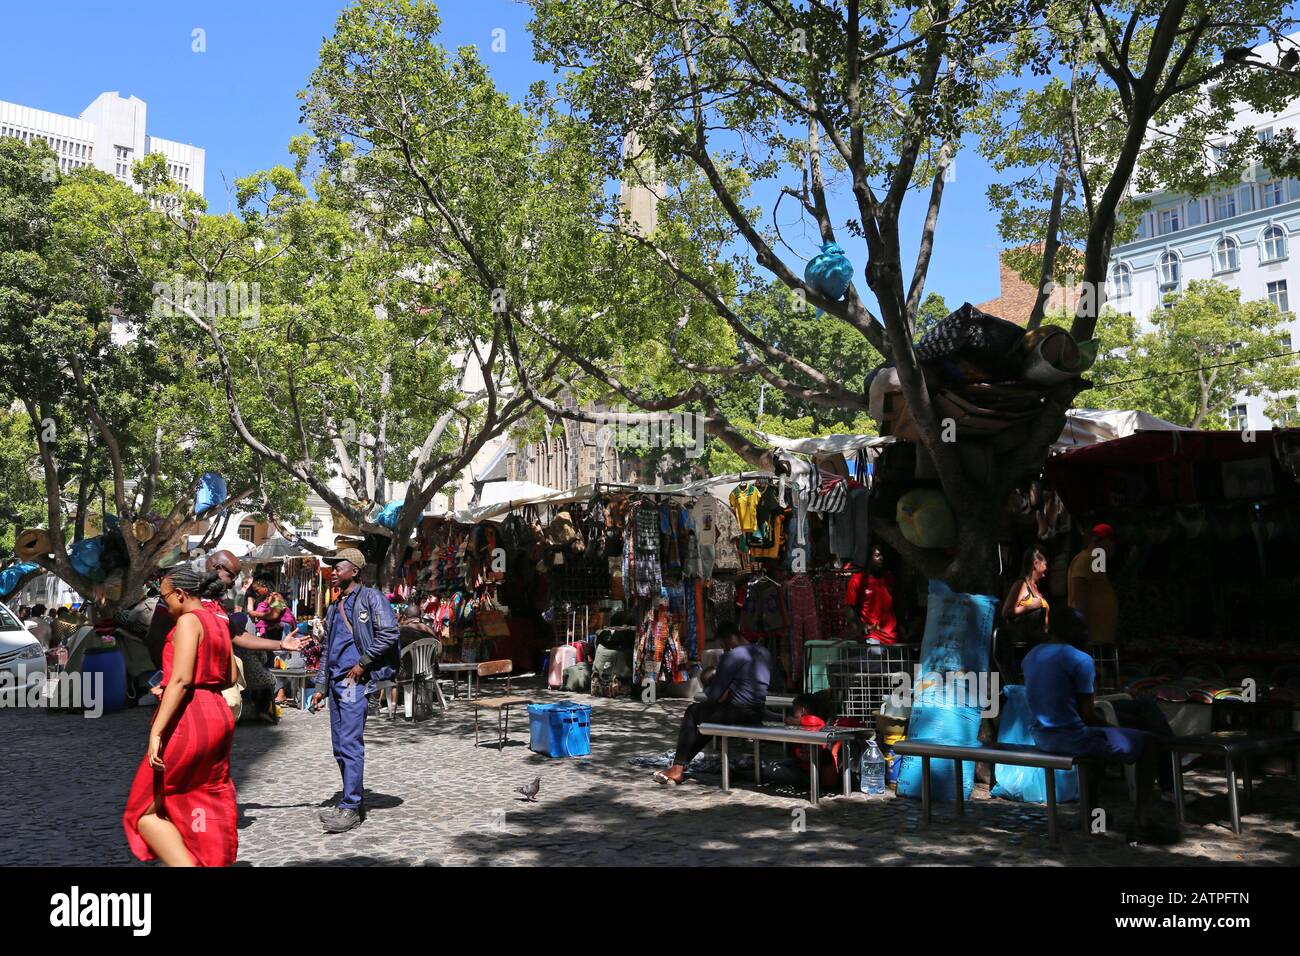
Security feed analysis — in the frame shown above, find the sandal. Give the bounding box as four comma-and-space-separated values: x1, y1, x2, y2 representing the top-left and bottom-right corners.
653, 771, 681, 786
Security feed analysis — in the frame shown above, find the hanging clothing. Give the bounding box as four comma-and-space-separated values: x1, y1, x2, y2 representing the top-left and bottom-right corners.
748, 513, 786, 561
729, 483, 762, 534
813, 571, 852, 640
829, 485, 871, 567
786, 574, 820, 684
713, 498, 743, 572
739, 576, 787, 642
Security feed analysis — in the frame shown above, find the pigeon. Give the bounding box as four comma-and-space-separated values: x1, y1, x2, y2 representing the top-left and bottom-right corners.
1281, 48, 1299, 71
515, 777, 541, 802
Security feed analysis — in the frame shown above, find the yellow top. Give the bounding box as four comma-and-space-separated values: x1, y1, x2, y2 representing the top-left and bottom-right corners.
728, 484, 761, 534
1068, 548, 1117, 644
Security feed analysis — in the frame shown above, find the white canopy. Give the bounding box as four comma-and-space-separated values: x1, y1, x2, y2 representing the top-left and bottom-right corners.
1051, 408, 1189, 452
475, 480, 562, 510
758, 408, 1186, 459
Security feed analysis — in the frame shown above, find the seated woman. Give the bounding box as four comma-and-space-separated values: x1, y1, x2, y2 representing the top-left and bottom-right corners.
1000, 546, 1050, 642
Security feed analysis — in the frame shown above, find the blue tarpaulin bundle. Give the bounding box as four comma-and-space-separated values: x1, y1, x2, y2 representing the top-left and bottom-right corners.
896, 579, 996, 801
194, 472, 228, 517
376, 501, 403, 530
804, 241, 854, 304
68, 537, 105, 578
0, 562, 40, 599
991, 684, 1080, 804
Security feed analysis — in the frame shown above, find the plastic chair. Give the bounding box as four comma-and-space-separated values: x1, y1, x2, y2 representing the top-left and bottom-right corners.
1094, 695, 1138, 803
398, 638, 446, 720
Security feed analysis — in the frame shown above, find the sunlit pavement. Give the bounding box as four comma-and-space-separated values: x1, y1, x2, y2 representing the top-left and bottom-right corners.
4, 680, 1298, 866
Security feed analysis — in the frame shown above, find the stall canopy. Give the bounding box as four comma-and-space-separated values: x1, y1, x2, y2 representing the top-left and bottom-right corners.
241, 534, 313, 565
475, 480, 561, 510
1045, 428, 1300, 515
759, 408, 1185, 459
1051, 408, 1189, 452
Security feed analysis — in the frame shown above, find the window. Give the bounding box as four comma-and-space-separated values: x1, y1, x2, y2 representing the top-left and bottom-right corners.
1226, 404, 1249, 431
1158, 251, 1180, 288
1159, 207, 1182, 235
237, 522, 256, 542
1215, 192, 1237, 220
1109, 262, 1132, 300
1213, 237, 1239, 273
1258, 127, 1275, 144
1260, 180, 1285, 208
1262, 225, 1288, 262
1267, 279, 1289, 314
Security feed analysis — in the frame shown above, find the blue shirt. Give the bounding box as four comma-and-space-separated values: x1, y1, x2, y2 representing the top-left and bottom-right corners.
328, 590, 362, 678
1022, 642, 1094, 736
706, 642, 772, 709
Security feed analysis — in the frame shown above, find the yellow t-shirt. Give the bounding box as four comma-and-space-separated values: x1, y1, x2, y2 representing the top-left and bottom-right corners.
1068, 548, 1117, 644
729, 484, 761, 534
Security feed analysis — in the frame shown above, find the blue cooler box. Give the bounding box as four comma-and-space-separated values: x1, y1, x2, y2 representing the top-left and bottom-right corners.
527, 701, 591, 757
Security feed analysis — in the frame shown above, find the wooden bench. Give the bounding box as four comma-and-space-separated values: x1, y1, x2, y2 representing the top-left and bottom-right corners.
892, 739, 1083, 843
698, 722, 865, 806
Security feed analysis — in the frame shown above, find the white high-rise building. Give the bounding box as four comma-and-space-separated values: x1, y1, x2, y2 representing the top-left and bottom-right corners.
1109, 34, 1300, 430
0, 91, 204, 198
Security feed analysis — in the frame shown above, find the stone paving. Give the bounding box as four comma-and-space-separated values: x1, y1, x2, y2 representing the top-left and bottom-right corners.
3, 677, 1299, 866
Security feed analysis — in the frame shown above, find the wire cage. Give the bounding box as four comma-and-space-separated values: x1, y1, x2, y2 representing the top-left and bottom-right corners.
1090, 643, 1121, 694
827, 643, 917, 731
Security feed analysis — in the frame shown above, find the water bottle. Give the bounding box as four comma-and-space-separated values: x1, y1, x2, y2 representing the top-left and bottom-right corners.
860, 737, 886, 795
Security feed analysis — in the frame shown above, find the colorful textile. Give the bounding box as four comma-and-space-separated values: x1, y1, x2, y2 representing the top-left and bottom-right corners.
786, 574, 820, 681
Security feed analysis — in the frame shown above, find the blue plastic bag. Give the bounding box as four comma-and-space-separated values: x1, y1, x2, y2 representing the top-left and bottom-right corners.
68, 537, 104, 577
194, 472, 228, 517
896, 580, 997, 802
990, 684, 1080, 804
804, 241, 854, 303
376, 501, 403, 530
896, 705, 983, 800
0, 562, 39, 599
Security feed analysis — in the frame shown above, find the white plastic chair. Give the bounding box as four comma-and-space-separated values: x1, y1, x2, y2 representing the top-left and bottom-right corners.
398, 638, 446, 720
1094, 694, 1137, 803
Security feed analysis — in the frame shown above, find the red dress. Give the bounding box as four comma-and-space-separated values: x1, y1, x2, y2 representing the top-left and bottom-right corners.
123, 605, 238, 866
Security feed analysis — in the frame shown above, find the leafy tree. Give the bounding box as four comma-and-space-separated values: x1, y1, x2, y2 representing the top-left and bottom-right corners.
0, 138, 297, 615
1087, 281, 1300, 428
520, 0, 1300, 593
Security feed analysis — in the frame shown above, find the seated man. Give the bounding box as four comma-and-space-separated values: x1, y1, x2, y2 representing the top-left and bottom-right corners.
1022, 608, 1177, 844
654, 623, 771, 785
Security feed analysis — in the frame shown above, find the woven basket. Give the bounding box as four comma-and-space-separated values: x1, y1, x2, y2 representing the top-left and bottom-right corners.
15, 528, 51, 561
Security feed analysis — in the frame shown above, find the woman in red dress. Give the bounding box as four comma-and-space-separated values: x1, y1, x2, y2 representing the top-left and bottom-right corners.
123, 564, 238, 866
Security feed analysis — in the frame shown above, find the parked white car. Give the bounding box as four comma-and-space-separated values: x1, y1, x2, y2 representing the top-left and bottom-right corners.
0, 603, 46, 691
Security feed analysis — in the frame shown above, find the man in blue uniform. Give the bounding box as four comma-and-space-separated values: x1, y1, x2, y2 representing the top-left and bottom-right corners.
310, 548, 400, 833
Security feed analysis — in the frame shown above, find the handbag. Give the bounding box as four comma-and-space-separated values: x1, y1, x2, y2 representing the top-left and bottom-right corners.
223, 653, 246, 720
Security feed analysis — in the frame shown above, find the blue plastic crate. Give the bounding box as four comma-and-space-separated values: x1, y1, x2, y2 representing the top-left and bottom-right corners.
527, 701, 591, 758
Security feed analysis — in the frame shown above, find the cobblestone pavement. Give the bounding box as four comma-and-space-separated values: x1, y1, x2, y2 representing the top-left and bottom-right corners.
3, 678, 1298, 866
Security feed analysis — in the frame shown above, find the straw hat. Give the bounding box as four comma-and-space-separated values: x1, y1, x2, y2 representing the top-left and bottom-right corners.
131, 519, 156, 542
15, 529, 51, 561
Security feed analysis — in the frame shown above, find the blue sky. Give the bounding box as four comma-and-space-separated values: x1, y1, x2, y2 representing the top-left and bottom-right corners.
0, 0, 1012, 308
